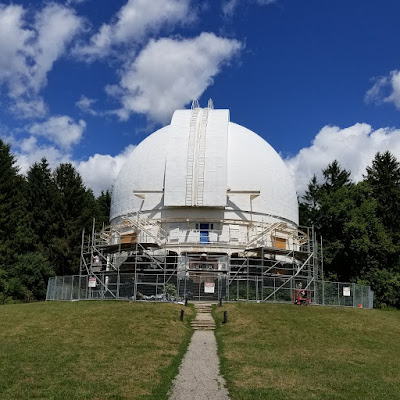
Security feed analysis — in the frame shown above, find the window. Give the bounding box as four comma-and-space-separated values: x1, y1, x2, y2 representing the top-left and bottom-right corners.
272, 236, 286, 250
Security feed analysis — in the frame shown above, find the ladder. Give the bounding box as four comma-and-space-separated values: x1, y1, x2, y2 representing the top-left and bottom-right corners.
196, 107, 209, 206
185, 108, 200, 205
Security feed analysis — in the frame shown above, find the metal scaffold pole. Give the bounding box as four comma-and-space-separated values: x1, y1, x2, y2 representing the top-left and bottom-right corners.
78, 228, 85, 301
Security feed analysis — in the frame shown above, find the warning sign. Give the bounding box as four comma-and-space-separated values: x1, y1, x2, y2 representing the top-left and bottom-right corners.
343, 286, 351, 297
88, 277, 97, 288
204, 282, 215, 293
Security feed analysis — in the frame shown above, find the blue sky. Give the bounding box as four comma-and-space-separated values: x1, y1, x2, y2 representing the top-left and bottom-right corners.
1, 0, 400, 195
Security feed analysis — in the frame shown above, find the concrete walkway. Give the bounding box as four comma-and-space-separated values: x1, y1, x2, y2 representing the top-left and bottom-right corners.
168, 303, 230, 400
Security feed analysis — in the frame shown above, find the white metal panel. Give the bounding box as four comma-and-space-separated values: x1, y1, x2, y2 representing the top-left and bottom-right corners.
202, 109, 229, 207
164, 110, 192, 206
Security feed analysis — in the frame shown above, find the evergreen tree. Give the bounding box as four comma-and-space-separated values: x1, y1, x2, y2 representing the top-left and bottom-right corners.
50, 163, 96, 276
300, 157, 400, 307
300, 175, 321, 228
0, 139, 27, 296
95, 189, 112, 230
26, 159, 59, 254
321, 160, 351, 193
365, 151, 400, 235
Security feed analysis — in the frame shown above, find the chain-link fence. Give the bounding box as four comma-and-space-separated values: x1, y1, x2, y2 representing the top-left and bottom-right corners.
47, 274, 373, 308
313, 281, 373, 309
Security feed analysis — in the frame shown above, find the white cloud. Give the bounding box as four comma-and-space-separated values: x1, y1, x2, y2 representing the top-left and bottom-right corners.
7, 133, 135, 196
285, 123, 400, 196
29, 116, 86, 149
9, 136, 72, 175
0, 3, 83, 118
76, 95, 99, 116
222, 0, 239, 16
109, 32, 243, 123
365, 70, 400, 110
76, 145, 136, 195
74, 0, 193, 60
222, 0, 276, 17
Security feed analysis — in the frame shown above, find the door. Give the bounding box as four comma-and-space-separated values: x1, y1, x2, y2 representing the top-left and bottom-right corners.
199, 223, 209, 243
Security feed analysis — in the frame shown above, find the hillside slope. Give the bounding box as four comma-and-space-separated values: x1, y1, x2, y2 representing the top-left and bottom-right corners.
0, 301, 193, 400
214, 303, 400, 400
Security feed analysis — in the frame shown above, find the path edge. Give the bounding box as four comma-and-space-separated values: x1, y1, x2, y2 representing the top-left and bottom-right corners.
140, 304, 195, 400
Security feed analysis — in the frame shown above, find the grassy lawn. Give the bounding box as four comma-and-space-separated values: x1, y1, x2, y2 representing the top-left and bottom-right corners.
214, 303, 400, 400
0, 301, 193, 400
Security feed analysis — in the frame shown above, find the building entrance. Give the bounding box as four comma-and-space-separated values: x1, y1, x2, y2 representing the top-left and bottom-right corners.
185, 273, 227, 301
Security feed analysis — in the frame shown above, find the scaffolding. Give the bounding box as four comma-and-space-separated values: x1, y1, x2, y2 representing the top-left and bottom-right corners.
46, 217, 373, 308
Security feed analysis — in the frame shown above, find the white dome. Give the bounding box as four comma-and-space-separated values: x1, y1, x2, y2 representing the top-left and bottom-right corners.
111, 107, 298, 226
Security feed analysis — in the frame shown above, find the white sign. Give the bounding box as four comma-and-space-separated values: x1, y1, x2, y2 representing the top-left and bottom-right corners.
343, 287, 351, 297
204, 282, 215, 293
88, 277, 97, 288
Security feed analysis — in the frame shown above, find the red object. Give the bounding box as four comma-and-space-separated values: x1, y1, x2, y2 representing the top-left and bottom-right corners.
293, 289, 311, 305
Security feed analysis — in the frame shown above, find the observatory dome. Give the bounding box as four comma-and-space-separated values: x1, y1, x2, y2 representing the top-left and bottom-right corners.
111, 106, 298, 226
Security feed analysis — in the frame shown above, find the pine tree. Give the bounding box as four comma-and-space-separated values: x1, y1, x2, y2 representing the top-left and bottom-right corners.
0, 139, 36, 301
26, 159, 59, 254
365, 151, 400, 235
322, 160, 351, 193
50, 163, 96, 276
95, 190, 112, 230
0, 140, 24, 283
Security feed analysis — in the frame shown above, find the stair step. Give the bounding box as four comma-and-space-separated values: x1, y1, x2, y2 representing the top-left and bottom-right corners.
193, 327, 215, 330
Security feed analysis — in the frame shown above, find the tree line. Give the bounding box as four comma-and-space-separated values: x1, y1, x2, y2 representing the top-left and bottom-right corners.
300, 152, 400, 308
0, 139, 110, 303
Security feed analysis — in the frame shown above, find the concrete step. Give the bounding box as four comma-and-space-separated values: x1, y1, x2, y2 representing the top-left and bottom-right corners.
191, 320, 215, 325
195, 306, 213, 312
193, 326, 215, 331
191, 318, 215, 323
191, 325, 215, 330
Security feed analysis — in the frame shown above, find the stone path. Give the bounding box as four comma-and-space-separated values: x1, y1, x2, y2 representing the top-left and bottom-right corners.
168, 303, 230, 400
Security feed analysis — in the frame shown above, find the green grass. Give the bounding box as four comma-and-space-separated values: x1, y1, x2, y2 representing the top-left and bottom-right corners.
0, 301, 194, 400
213, 303, 400, 400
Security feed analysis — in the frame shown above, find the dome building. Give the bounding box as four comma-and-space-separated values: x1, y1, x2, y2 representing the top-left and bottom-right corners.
95, 100, 315, 301
46, 101, 374, 307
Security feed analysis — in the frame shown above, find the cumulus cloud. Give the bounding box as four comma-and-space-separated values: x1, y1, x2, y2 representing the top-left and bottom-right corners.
29, 116, 86, 149
7, 132, 135, 195
108, 32, 243, 123
8, 135, 72, 175
74, 0, 193, 60
0, 3, 83, 118
285, 123, 400, 196
222, 0, 277, 17
365, 70, 400, 110
76, 145, 136, 195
